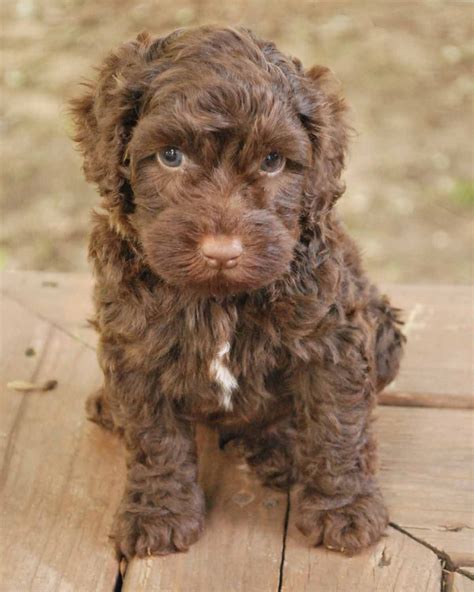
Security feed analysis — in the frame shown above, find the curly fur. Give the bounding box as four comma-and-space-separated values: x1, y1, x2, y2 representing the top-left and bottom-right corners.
71, 25, 405, 559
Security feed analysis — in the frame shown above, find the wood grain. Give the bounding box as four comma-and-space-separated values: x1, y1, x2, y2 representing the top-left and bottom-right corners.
281, 525, 441, 592
0, 314, 124, 591
382, 284, 474, 408
123, 428, 288, 592
447, 572, 474, 592
377, 406, 474, 566
0, 296, 52, 463
1, 271, 96, 349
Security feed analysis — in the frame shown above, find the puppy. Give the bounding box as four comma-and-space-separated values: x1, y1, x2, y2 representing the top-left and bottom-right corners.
71, 25, 405, 559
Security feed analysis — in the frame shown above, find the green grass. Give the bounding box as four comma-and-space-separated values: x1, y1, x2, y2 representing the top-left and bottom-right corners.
449, 180, 474, 207
0, 248, 8, 271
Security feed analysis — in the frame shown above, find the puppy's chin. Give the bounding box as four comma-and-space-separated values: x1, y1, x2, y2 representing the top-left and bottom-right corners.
166, 264, 289, 297
140, 209, 296, 297
145, 248, 294, 297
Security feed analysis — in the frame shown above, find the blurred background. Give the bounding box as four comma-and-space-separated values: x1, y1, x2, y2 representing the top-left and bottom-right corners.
1, 0, 473, 284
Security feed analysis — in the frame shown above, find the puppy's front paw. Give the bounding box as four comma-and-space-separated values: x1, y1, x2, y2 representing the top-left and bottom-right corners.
297, 489, 388, 554
112, 505, 205, 559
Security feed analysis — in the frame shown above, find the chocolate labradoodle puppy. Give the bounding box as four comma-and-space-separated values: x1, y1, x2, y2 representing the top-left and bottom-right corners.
71, 25, 405, 559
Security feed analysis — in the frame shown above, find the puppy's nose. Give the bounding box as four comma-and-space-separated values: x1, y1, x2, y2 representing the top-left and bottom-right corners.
201, 235, 243, 269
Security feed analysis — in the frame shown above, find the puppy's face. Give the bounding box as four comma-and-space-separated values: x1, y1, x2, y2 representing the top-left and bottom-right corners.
71, 27, 347, 296
128, 73, 312, 296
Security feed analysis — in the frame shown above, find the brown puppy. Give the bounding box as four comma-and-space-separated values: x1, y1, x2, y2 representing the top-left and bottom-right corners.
71, 25, 405, 559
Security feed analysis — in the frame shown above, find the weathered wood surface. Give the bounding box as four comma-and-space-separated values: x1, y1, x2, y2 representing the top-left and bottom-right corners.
377, 406, 474, 567
0, 297, 52, 462
281, 524, 442, 592
381, 284, 473, 409
447, 572, 474, 592
1, 294, 123, 592
1, 271, 96, 349
1, 272, 473, 592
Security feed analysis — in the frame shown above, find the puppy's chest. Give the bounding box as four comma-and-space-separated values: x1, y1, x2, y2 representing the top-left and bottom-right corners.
156, 303, 275, 412
207, 339, 238, 411
185, 323, 241, 411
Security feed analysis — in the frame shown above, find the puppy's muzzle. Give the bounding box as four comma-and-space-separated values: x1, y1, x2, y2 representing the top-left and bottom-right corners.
201, 235, 243, 269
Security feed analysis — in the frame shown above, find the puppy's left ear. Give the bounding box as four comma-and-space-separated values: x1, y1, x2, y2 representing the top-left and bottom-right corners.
297, 65, 349, 224
69, 32, 170, 232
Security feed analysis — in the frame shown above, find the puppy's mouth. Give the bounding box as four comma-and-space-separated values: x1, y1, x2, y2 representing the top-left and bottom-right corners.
141, 209, 296, 296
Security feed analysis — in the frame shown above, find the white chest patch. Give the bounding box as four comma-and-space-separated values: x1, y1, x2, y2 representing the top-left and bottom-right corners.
209, 342, 238, 411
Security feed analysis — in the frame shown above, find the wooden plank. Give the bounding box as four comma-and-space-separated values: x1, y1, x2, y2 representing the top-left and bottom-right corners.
0, 318, 124, 591
123, 428, 287, 592
379, 389, 473, 410
0, 296, 52, 462
1, 271, 96, 349
377, 406, 474, 567
381, 284, 474, 408
447, 572, 474, 592
281, 405, 472, 587
281, 524, 441, 591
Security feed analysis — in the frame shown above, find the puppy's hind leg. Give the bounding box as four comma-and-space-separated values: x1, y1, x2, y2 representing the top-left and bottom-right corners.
85, 387, 120, 433
241, 418, 299, 492
373, 296, 406, 392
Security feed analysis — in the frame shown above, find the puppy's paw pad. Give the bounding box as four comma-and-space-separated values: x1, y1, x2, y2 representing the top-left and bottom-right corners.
297, 491, 388, 554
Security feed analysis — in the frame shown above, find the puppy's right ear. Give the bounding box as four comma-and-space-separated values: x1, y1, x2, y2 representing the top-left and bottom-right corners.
70, 32, 165, 225
297, 65, 350, 226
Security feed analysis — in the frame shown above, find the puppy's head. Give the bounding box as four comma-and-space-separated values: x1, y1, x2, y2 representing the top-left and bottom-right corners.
71, 26, 348, 296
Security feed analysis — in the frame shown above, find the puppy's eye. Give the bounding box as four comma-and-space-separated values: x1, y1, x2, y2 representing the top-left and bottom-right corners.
157, 146, 184, 168
260, 151, 285, 174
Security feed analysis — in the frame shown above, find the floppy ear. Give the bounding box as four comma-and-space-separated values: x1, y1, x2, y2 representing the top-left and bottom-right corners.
70, 32, 167, 231
297, 65, 349, 226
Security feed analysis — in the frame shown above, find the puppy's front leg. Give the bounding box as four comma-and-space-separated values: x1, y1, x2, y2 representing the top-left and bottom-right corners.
111, 392, 205, 559
292, 329, 388, 554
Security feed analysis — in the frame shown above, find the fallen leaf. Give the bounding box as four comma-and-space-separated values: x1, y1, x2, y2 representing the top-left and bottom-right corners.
7, 380, 37, 392
7, 379, 59, 392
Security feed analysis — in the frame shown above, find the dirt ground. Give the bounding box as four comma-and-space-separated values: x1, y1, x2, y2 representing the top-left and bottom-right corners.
1, 0, 473, 283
